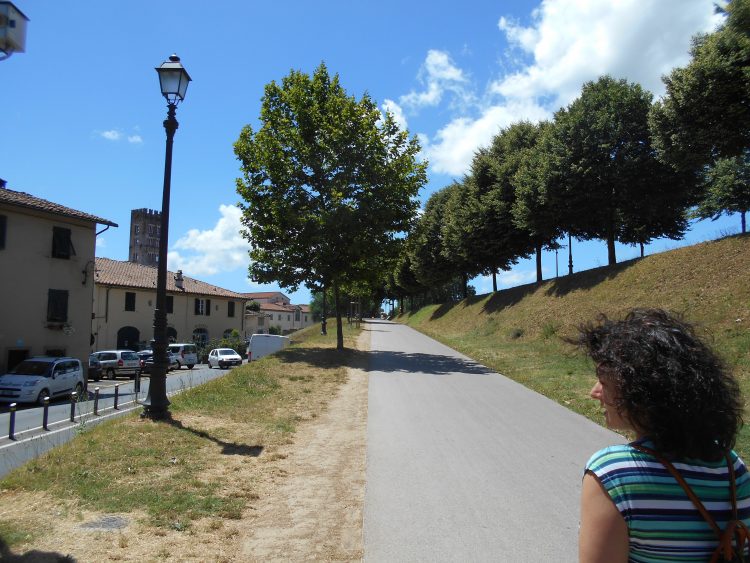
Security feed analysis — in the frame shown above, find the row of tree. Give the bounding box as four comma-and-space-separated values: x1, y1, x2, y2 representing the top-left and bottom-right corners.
389, 0, 749, 305
235, 0, 749, 347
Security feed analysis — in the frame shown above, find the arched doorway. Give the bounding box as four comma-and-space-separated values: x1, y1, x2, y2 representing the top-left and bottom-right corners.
192, 327, 208, 345
117, 326, 140, 350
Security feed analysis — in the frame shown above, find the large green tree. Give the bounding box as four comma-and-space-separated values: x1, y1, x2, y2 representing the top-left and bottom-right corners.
555, 76, 693, 265
235, 63, 426, 349
650, 0, 750, 171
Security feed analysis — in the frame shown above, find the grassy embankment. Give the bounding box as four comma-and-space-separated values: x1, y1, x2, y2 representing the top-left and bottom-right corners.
0, 322, 360, 551
400, 234, 750, 457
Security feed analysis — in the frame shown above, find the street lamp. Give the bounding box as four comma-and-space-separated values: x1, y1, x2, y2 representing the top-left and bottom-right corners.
142, 54, 191, 420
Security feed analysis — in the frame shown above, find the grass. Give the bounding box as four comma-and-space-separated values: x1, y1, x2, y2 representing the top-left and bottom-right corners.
0, 321, 360, 550
401, 233, 750, 457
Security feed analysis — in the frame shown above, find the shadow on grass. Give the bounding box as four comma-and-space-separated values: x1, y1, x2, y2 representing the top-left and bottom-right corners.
166, 418, 263, 457
0, 538, 75, 562
544, 258, 639, 297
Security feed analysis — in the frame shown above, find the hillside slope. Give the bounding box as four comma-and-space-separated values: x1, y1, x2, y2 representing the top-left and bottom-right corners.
400, 234, 750, 454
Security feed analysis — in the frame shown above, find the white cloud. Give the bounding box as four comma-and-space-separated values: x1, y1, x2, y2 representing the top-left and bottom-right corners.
167, 204, 249, 276
128, 135, 143, 144
101, 130, 121, 141
382, 99, 408, 131
423, 101, 550, 176
95, 237, 106, 248
400, 50, 471, 111
399, 0, 721, 178
473, 269, 538, 294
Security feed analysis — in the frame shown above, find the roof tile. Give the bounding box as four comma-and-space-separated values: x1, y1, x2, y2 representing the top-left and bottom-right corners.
0, 188, 117, 226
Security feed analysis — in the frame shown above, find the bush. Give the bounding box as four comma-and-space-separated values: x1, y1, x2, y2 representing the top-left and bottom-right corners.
196, 332, 247, 363
268, 325, 282, 335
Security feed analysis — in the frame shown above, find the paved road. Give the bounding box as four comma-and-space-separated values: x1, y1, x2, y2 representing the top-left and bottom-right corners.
363, 319, 623, 562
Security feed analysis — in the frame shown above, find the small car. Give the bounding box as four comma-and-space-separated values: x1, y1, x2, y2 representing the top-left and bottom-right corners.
0, 357, 84, 405
91, 350, 141, 380
207, 348, 242, 369
167, 343, 198, 369
137, 350, 179, 374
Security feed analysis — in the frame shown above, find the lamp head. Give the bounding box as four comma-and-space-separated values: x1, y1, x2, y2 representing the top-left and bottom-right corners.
155, 54, 191, 104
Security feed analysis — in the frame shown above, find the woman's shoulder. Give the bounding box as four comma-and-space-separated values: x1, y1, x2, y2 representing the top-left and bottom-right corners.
585, 442, 653, 475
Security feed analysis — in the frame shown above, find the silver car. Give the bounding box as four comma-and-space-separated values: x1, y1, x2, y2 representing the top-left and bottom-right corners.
91, 350, 141, 380
0, 357, 85, 405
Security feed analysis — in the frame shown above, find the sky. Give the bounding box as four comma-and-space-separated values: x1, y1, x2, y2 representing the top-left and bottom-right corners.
1, 0, 738, 305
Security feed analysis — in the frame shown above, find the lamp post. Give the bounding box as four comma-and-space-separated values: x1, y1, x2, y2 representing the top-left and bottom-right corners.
142, 54, 191, 420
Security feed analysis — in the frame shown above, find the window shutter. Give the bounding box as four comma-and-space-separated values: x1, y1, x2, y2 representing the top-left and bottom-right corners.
206, 299, 211, 316
0, 215, 6, 250
166, 296, 173, 314
195, 298, 200, 315
47, 289, 69, 322
228, 301, 235, 318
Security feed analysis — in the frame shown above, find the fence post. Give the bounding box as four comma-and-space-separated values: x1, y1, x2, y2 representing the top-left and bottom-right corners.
42, 397, 50, 430
135, 371, 141, 394
70, 392, 77, 422
114, 384, 119, 410
93, 387, 100, 416
8, 403, 16, 440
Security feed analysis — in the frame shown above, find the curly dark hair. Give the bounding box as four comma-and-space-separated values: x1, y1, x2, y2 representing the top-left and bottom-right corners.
573, 308, 743, 460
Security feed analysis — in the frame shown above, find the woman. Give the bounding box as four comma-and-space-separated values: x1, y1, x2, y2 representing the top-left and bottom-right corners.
575, 308, 750, 562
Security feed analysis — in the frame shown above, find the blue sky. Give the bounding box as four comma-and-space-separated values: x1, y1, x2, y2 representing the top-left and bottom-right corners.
1, 0, 738, 304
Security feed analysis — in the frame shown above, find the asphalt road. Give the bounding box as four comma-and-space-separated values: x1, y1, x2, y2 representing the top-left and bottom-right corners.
363, 319, 623, 562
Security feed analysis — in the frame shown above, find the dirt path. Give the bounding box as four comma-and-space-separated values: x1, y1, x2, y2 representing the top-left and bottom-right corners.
238, 329, 370, 561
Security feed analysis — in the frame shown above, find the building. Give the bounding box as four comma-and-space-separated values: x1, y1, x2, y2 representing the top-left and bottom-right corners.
0, 185, 117, 373
242, 292, 314, 336
128, 208, 161, 266
93, 258, 247, 350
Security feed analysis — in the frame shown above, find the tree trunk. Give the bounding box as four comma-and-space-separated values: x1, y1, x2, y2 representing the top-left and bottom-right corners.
492, 270, 497, 293
333, 283, 344, 350
607, 233, 617, 266
321, 288, 327, 335
462, 272, 468, 299
640, 242, 645, 258
535, 243, 543, 283
742, 211, 746, 234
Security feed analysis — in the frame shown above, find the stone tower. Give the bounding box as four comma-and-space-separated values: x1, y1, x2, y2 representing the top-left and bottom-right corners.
129, 208, 161, 266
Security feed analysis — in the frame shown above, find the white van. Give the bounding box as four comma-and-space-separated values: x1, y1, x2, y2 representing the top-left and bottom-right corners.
247, 334, 290, 361
167, 343, 198, 369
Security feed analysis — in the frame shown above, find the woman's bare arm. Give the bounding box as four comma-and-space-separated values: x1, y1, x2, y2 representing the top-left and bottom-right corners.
579, 471, 629, 563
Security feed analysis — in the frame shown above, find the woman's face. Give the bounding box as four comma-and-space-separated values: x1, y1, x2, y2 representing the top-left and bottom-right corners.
590, 367, 632, 431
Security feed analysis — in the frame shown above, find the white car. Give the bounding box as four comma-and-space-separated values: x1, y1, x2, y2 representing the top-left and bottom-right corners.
0, 357, 85, 405
207, 348, 243, 369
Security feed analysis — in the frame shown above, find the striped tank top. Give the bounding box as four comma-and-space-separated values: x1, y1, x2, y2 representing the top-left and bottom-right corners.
585, 439, 750, 562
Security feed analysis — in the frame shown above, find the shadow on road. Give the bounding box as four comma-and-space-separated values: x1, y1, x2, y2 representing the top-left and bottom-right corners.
166, 418, 264, 457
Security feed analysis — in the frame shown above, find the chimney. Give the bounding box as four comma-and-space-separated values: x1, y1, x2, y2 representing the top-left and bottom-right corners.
174, 270, 184, 290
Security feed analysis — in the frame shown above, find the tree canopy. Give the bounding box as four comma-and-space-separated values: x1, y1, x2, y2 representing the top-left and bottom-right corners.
235, 62, 426, 349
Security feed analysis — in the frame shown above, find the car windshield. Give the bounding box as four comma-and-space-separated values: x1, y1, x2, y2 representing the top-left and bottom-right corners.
219, 349, 237, 356
10, 360, 52, 376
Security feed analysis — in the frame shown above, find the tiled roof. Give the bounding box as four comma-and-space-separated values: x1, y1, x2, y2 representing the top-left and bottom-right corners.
295, 304, 311, 313
0, 188, 117, 227
241, 291, 288, 300
260, 302, 295, 312
95, 258, 246, 299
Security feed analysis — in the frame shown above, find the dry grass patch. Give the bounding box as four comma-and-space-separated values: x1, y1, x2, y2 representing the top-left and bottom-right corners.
0, 322, 361, 561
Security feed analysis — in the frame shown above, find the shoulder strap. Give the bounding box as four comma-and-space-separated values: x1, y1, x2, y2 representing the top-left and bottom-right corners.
631, 444, 750, 563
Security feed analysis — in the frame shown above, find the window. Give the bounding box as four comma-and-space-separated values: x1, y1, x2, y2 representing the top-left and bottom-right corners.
304, 315, 308, 322
125, 292, 136, 311
192, 327, 208, 345
287, 314, 291, 321
47, 289, 69, 322
228, 301, 235, 318
194, 298, 211, 316
166, 296, 173, 314
258, 316, 265, 326
134, 225, 140, 235
0, 214, 6, 250
295, 309, 301, 322
278, 314, 282, 321
148, 224, 155, 235
52, 227, 76, 259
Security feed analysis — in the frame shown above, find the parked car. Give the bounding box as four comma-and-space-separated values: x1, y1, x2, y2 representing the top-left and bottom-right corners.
91, 350, 141, 380
88, 353, 102, 384
167, 343, 198, 369
0, 357, 84, 405
207, 348, 242, 369
137, 350, 179, 374
247, 334, 290, 361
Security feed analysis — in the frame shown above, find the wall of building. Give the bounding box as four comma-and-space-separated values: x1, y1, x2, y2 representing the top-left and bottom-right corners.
0, 206, 96, 372
92, 286, 245, 350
